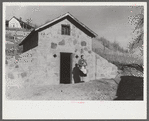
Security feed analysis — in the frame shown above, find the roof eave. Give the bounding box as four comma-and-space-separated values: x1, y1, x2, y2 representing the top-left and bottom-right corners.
19, 30, 35, 46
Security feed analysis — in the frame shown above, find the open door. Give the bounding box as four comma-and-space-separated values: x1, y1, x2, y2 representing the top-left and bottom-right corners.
60, 52, 72, 84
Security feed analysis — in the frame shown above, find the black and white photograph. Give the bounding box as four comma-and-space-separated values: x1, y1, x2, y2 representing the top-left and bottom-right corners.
3, 2, 147, 119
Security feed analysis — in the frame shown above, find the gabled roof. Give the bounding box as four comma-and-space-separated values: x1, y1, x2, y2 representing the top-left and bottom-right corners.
19, 12, 98, 46
35, 12, 97, 37
9, 16, 34, 28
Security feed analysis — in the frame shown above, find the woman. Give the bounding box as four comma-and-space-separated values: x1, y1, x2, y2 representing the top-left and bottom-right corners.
78, 55, 87, 80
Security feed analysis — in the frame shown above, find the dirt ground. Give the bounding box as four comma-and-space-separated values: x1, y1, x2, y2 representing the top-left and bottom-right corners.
5, 79, 118, 100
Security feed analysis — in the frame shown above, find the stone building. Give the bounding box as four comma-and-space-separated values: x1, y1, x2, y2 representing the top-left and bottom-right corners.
6, 13, 118, 87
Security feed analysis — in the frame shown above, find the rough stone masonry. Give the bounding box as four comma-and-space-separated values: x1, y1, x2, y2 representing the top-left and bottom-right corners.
6, 14, 118, 88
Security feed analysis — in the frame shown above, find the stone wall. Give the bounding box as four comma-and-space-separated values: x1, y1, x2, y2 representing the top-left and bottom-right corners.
37, 19, 93, 83
94, 52, 118, 79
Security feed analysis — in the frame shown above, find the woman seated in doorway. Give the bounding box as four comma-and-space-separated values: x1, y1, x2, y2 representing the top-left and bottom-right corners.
78, 55, 87, 77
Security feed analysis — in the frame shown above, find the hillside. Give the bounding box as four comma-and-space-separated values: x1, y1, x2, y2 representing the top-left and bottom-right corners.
5, 29, 31, 57
92, 37, 143, 67
92, 37, 111, 53
6, 28, 31, 44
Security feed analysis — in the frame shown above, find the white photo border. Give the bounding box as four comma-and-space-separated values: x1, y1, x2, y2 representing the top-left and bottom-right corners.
2, 2, 147, 119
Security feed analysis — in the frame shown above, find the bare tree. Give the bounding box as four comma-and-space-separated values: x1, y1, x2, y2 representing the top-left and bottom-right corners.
128, 7, 144, 53
112, 41, 120, 52
26, 18, 32, 25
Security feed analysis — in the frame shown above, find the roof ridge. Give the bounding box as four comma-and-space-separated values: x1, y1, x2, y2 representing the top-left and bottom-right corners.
35, 12, 70, 31
35, 12, 97, 37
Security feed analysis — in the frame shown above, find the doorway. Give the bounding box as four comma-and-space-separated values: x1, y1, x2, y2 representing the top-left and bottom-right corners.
60, 52, 72, 84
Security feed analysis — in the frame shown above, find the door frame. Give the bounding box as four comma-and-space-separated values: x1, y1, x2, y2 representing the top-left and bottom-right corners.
60, 52, 73, 84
